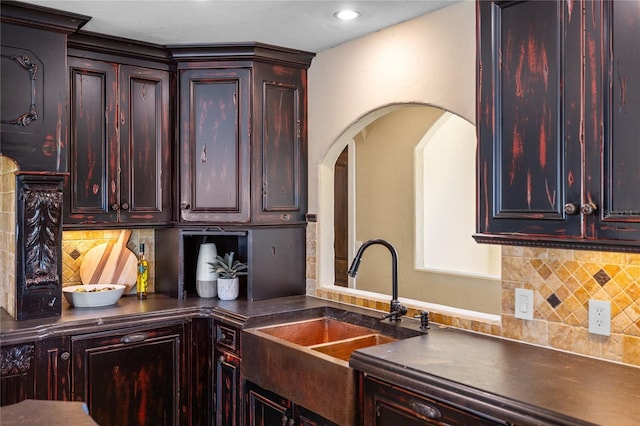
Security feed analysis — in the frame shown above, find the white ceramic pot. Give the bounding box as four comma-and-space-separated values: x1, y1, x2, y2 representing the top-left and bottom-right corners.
195, 243, 218, 298
217, 277, 239, 300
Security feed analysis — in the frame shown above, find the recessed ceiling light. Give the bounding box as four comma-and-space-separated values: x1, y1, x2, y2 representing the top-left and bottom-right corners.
334, 9, 361, 21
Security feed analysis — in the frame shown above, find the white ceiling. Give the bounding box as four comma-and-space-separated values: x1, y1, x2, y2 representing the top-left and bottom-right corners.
17, 0, 459, 52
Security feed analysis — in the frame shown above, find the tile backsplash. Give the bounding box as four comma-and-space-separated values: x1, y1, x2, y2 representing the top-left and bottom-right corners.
307, 221, 640, 367
62, 229, 155, 293
501, 246, 640, 366
0, 156, 18, 318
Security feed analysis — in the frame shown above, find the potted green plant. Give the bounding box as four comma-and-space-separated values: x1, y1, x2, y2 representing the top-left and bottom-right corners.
208, 252, 247, 300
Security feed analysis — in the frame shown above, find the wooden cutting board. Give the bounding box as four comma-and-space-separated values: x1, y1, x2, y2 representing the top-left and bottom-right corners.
80, 230, 138, 293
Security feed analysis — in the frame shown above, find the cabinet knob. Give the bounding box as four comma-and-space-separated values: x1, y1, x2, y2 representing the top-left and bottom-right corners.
121, 202, 129, 210
60, 352, 70, 361
218, 355, 225, 363
581, 203, 598, 216
180, 202, 190, 210
111, 203, 120, 211
281, 415, 295, 426
564, 203, 579, 215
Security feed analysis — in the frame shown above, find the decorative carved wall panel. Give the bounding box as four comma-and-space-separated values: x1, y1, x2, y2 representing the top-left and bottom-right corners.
15, 172, 65, 320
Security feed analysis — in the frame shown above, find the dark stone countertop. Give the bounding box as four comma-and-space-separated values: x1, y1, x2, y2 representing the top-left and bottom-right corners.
2, 294, 639, 425
350, 324, 640, 426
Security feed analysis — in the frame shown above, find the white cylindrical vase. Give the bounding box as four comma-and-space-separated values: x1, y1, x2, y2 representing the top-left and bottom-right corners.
217, 277, 239, 300
195, 243, 218, 298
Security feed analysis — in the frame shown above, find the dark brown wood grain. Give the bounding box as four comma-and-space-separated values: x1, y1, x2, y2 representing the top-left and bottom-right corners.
65, 56, 171, 226
0, 5, 88, 173
476, 0, 640, 250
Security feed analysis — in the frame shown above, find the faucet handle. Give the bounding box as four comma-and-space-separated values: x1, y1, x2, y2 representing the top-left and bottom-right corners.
413, 311, 430, 330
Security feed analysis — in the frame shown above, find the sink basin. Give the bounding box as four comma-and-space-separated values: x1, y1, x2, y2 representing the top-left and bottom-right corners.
242, 308, 424, 426
257, 317, 379, 346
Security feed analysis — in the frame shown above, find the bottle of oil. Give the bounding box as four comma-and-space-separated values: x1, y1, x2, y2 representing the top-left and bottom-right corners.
136, 243, 148, 300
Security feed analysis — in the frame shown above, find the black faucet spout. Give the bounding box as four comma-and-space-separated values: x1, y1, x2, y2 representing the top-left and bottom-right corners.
347, 238, 407, 321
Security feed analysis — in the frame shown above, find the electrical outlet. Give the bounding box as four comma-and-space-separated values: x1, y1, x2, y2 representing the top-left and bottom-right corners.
514, 288, 534, 320
588, 299, 611, 336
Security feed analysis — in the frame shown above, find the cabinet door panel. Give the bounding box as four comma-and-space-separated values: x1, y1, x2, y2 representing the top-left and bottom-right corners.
180, 68, 250, 222
246, 381, 290, 426
119, 65, 171, 222
0, 343, 35, 406
66, 57, 118, 223
253, 64, 307, 223
215, 350, 240, 426
72, 323, 186, 426
587, 1, 640, 240
477, 1, 582, 237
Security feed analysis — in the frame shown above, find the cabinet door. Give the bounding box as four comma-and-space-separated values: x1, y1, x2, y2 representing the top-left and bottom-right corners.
214, 320, 241, 426
0, 343, 36, 406
246, 381, 292, 426
252, 63, 307, 224
71, 322, 187, 426
476, 1, 582, 239
585, 0, 640, 241
118, 65, 171, 223
215, 349, 241, 426
34, 336, 71, 402
1, 23, 68, 172
179, 68, 251, 222
66, 57, 118, 224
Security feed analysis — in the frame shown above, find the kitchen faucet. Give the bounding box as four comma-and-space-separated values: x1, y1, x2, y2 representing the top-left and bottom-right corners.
347, 239, 408, 321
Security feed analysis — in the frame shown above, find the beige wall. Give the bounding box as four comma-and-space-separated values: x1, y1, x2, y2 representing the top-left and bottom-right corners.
352, 106, 501, 314
308, 1, 489, 310
308, 0, 476, 212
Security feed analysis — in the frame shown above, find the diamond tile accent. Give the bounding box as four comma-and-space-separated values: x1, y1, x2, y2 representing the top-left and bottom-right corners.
70, 249, 81, 260
593, 269, 611, 286
546, 293, 561, 308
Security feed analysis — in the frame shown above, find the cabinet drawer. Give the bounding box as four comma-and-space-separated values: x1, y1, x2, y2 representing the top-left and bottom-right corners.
215, 322, 240, 354
364, 376, 507, 425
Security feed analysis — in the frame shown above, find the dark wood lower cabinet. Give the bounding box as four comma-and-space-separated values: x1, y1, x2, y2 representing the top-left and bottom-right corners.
71, 321, 188, 426
246, 381, 337, 426
362, 376, 506, 426
214, 320, 242, 426
246, 381, 292, 426
0, 343, 35, 406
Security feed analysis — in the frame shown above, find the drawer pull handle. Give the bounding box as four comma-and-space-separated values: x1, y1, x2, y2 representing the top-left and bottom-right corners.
409, 400, 441, 420
121, 333, 147, 344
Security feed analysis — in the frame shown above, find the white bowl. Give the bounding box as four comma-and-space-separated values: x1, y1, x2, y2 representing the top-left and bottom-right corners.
63, 284, 126, 308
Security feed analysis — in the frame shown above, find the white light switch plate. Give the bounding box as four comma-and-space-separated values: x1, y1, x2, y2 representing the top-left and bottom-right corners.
515, 288, 534, 320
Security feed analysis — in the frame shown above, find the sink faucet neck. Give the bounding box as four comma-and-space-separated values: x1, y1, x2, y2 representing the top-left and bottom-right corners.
347, 238, 406, 321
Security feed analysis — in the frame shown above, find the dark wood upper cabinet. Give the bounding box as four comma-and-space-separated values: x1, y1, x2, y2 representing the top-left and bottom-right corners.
0, 3, 89, 173
174, 44, 314, 225
65, 56, 171, 226
252, 62, 307, 224
476, 0, 640, 250
179, 67, 251, 223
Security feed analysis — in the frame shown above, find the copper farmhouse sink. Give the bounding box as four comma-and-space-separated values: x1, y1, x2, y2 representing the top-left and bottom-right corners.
242, 310, 424, 426
256, 317, 380, 345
